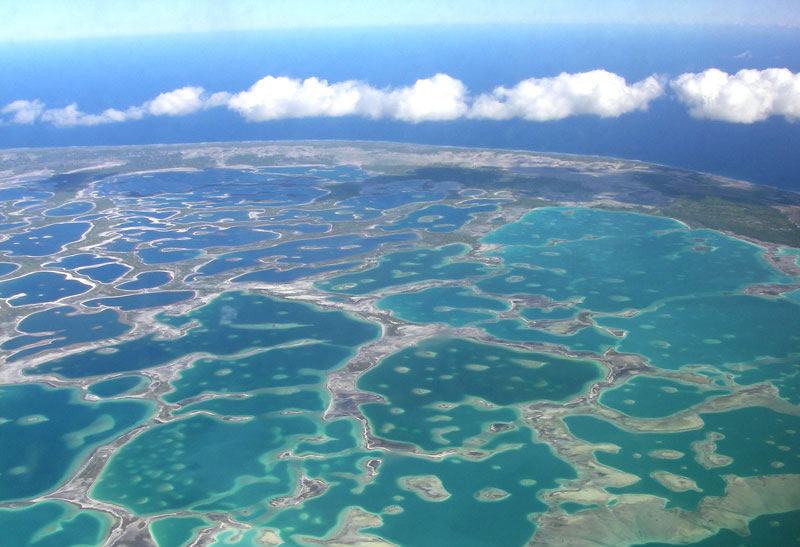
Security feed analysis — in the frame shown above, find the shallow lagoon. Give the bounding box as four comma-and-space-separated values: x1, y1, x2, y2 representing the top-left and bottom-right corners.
380, 203, 496, 233
599, 376, 729, 418
0, 501, 112, 547
0, 222, 90, 257
0, 383, 152, 501
2, 152, 799, 546
317, 243, 490, 295
116, 270, 172, 290
566, 406, 800, 511
83, 290, 195, 311
477, 208, 783, 312
359, 337, 604, 408
598, 294, 800, 370
2, 305, 130, 362
376, 286, 509, 326
0, 271, 92, 306
196, 233, 414, 278
28, 291, 378, 378
92, 412, 318, 514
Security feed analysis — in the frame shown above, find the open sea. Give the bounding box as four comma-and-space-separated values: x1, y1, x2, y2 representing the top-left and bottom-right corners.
2, 24, 800, 190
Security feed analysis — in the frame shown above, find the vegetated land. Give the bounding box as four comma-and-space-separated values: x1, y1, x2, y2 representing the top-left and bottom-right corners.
659, 196, 800, 247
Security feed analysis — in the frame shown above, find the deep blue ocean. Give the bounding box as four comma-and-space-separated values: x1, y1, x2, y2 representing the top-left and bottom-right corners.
2, 25, 799, 190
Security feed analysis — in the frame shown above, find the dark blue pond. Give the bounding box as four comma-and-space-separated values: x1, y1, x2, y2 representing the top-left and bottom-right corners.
76, 262, 131, 283
2, 306, 130, 362
116, 271, 172, 290
0, 272, 92, 306
45, 253, 115, 269
195, 232, 415, 277
83, 291, 195, 311
0, 222, 91, 257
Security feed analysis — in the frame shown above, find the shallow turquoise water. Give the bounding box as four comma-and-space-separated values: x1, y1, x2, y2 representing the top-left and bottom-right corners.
208, 529, 268, 546
361, 401, 517, 451
599, 376, 729, 418
358, 337, 604, 408
295, 419, 360, 456
729, 358, 800, 404
92, 413, 316, 514
0, 500, 112, 547
0, 383, 153, 501
3, 167, 799, 547
566, 406, 800, 511
88, 375, 148, 398
598, 295, 800, 370
28, 291, 379, 378
150, 516, 209, 547
268, 429, 576, 546
358, 335, 602, 457
477, 207, 783, 313
317, 244, 490, 295
165, 343, 350, 403
520, 305, 578, 320
173, 388, 325, 417
376, 285, 509, 327
478, 318, 617, 352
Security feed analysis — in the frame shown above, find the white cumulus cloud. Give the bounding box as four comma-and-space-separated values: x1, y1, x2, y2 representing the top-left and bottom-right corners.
39, 104, 144, 127
670, 68, 800, 123
372, 73, 469, 122
145, 86, 206, 116
1, 85, 218, 127
469, 70, 665, 121
12, 68, 800, 128
227, 76, 363, 121
1, 99, 46, 124
227, 73, 468, 123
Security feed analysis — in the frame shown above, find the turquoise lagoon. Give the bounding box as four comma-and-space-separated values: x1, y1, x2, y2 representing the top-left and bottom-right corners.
0, 157, 798, 547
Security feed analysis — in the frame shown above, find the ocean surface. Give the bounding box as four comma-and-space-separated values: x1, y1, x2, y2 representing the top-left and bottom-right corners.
2, 24, 800, 190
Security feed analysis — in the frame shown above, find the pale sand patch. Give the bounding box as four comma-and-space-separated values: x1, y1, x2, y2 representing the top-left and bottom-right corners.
531, 474, 800, 546
475, 487, 510, 502
650, 470, 703, 493
299, 507, 395, 546
398, 475, 451, 501
649, 449, 685, 460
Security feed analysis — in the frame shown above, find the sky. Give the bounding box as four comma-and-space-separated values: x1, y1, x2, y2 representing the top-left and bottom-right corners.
2, 0, 800, 42
2, 1, 799, 190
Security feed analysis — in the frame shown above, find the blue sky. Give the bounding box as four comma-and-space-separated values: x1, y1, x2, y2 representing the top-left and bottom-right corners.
2, 0, 799, 42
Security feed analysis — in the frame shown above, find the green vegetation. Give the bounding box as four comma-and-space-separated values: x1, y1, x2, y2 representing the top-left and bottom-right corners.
659, 196, 800, 247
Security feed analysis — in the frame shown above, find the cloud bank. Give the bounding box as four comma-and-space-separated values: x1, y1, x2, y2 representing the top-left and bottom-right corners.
470, 70, 664, 121
1, 99, 45, 124
3, 69, 798, 128
670, 68, 800, 123
227, 73, 469, 122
